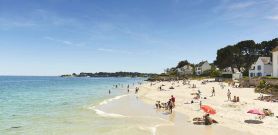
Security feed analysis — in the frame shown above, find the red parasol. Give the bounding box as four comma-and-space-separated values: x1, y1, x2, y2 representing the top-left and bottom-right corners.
201, 105, 216, 115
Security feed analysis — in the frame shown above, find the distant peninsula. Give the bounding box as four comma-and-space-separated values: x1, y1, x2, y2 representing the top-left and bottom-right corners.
61, 72, 156, 78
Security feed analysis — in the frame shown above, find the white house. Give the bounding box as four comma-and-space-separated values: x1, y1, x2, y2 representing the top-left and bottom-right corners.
221, 67, 242, 80
176, 65, 193, 76
273, 46, 278, 77
195, 61, 211, 75
222, 67, 240, 74
249, 57, 272, 77
232, 72, 243, 80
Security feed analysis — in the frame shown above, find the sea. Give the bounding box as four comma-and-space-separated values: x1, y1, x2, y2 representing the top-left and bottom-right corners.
0, 76, 172, 135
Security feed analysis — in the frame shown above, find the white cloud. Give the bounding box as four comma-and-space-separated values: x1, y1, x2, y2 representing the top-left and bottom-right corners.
97, 48, 133, 54
44, 36, 85, 47
97, 48, 114, 52
0, 9, 81, 30
266, 15, 278, 20
228, 2, 255, 10
0, 17, 36, 28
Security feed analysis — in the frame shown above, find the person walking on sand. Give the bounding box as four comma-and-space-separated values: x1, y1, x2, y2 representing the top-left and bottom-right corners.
168, 99, 174, 113
211, 87, 215, 96
171, 95, 176, 107
227, 89, 231, 101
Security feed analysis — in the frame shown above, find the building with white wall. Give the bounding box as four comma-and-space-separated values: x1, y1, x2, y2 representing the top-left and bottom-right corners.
176, 65, 193, 76
195, 61, 211, 75
249, 57, 272, 77
273, 46, 278, 77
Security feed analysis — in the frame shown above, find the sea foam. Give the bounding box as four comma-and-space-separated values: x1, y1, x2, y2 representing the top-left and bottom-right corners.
88, 94, 129, 118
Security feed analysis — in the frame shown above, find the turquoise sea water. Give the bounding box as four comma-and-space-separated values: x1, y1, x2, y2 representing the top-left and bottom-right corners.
0, 76, 147, 135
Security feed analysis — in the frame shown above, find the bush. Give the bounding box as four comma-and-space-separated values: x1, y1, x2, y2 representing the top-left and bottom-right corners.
222, 74, 232, 78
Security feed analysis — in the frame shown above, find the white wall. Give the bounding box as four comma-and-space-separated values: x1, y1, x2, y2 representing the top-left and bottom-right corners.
264, 64, 273, 76
249, 58, 272, 77
201, 62, 211, 72
273, 51, 278, 77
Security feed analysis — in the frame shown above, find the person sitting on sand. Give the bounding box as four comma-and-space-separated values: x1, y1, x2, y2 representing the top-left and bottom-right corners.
263, 109, 274, 116
194, 93, 200, 100
198, 90, 201, 95
232, 96, 237, 102
155, 101, 161, 109
203, 114, 213, 125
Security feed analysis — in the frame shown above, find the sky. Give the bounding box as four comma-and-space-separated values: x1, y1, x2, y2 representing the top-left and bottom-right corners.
0, 0, 278, 76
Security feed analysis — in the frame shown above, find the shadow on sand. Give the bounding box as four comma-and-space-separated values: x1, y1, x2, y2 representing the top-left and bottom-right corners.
244, 120, 263, 124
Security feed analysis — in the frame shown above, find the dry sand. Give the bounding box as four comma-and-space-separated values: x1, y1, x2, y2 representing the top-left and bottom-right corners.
137, 79, 278, 135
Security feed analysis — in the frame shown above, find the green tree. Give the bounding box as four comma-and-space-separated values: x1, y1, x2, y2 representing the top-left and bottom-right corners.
176, 60, 190, 68
234, 40, 257, 73
214, 45, 235, 72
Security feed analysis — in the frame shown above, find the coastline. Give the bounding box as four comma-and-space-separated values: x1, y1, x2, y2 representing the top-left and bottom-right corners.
135, 79, 278, 135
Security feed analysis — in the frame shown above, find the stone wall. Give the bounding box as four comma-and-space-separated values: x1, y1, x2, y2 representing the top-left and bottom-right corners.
239, 78, 278, 95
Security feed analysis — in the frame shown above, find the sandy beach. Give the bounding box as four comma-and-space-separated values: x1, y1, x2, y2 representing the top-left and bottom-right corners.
135, 79, 278, 135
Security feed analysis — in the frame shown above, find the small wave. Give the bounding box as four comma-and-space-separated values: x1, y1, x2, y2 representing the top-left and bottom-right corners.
138, 123, 174, 135
88, 94, 129, 118
88, 106, 126, 118
98, 94, 128, 106
93, 108, 127, 118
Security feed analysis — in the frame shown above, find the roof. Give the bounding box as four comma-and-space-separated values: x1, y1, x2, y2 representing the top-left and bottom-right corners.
196, 61, 208, 67
272, 46, 278, 52
259, 57, 271, 65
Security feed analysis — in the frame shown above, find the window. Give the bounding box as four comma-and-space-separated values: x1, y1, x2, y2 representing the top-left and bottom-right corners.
257, 72, 262, 76
257, 65, 261, 70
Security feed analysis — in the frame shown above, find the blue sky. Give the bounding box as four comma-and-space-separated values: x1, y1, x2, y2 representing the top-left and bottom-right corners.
0, 0, 278, 75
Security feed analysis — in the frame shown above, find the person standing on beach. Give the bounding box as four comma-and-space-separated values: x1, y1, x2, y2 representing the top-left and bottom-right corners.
168, 99, 174, 113
127, 89, 129, 93
211, 87, 215, 96
227, 89, 231, 101
135, 87, 138, 94
109, 90, 111, 94
171, 95, 175, 107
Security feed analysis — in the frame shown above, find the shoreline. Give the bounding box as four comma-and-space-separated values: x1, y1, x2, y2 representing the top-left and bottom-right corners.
92, 80, 255, 135
136, 79, 278, 135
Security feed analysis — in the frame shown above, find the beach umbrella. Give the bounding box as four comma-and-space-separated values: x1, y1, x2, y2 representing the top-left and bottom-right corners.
247, 109, 264, 115
201, 105, 216, 115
